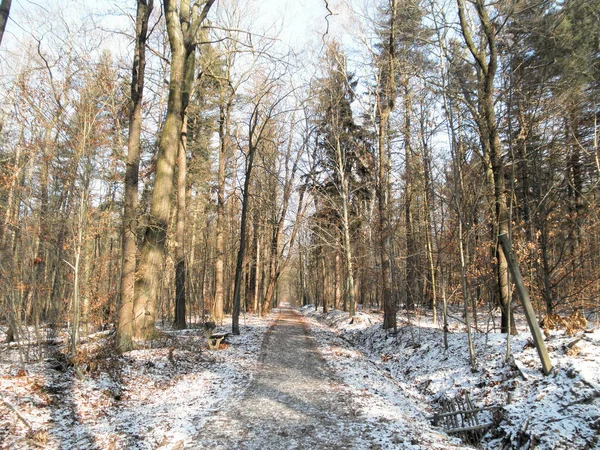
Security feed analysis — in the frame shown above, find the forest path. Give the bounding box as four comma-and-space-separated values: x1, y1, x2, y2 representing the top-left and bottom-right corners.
191, 307, 385, 449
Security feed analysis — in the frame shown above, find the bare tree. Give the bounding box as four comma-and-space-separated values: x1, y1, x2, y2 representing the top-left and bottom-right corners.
133, 0, 214, 340
457, 0, 512, 333
232, 72, 288, 334
117, 0, 153, 352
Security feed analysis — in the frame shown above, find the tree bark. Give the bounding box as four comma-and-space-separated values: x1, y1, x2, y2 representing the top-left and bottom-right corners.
457, 0, 512, 333
377, 0, 397, 329
117, 0, 152, 352
132, 0, 214, 340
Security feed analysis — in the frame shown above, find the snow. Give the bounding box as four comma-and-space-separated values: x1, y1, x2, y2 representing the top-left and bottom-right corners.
0, 314, 273, 449
299, 304, 600, 449
298, 311, 468, 449
192, 307, 468, 449
2, 305, 599, 449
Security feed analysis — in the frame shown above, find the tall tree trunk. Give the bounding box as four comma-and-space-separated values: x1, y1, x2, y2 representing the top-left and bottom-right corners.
404, 85, 418, 312
263, 235, 278, 315
454, 133, 476, 368
133, 65, 181, 335
422, 142, 437, 323
337, 141, 356, 317
378, 0, 397, 330
133, 0, 214, 339
213, 101, 230, 322
173, 39, 198, 329
245, 225, 257, 312
458, 0, 512, 333
321, 254, 328, 314
253, 231, 261, 313
232, 142, 258, 335
70, 193, 87, 352
117, 0, 153, 352
174, 113, 188, 329
567, 106, 584, 264
538, 210, 554, 314
378, 115, 394, 328
132, 0, 214, 340
334, 252, 341, 309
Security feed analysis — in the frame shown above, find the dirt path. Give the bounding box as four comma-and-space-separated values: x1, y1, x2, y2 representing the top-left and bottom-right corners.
192, 308, 384, 449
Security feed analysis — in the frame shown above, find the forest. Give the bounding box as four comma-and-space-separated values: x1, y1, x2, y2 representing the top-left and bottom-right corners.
1, 0, 599, 449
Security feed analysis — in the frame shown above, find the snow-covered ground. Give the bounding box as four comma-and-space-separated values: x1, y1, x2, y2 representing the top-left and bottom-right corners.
3, 305, 599, 450
299, 305, 600, 449
191, 308, 468, 450
0, 314, 273, 449
297, 309, 469, 449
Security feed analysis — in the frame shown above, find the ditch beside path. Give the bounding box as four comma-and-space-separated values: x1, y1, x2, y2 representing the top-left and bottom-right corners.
191, 306, 463, 449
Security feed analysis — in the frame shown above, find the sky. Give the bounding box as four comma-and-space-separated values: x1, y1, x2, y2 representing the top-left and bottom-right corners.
1, 0, 365, 81
4, 0, 349, 51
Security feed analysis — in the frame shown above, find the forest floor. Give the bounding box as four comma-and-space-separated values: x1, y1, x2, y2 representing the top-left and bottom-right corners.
0, 313, 272, 449
0, 306, 466, 449
3, 304, 598, 449
300, 305, 600, 450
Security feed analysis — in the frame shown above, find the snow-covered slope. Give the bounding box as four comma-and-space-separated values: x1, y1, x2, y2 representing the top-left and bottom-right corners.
300, 305, 600, 449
